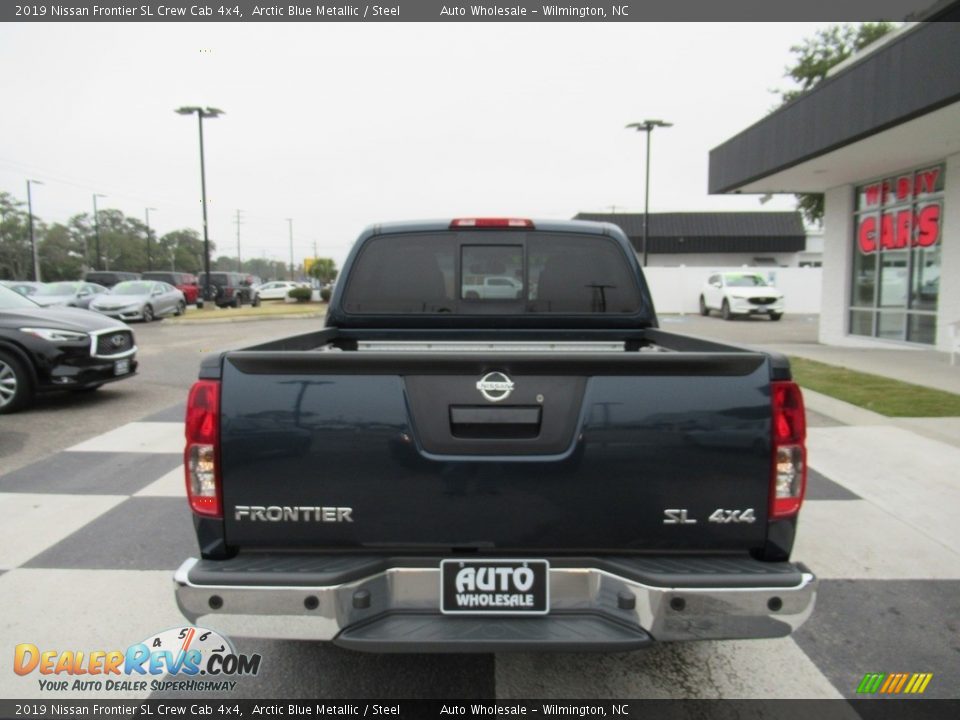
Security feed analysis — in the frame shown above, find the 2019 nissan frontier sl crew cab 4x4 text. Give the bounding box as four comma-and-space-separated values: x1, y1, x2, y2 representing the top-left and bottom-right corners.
174, 217, 815, 652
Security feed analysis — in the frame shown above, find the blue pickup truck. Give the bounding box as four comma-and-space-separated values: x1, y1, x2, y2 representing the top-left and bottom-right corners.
174, 218, 815, 652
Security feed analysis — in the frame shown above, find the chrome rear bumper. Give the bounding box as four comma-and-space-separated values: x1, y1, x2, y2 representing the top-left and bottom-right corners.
174, 557, 816, 649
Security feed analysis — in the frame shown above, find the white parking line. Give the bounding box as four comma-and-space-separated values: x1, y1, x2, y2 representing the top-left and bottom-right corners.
66, 423, 184, 454
808, 426, 960, 555
793, 500, 960, 579
0, 568, 186, 699
0, 493, 126, 569
135, 466, 186, 498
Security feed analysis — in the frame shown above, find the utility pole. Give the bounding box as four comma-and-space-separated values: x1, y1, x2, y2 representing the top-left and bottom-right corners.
286, 218, 294, 280
27, 180, 43, 282
145, 207, 157, 270
235, 209, 243, 272
92, 193, 106, 271
176, 106, 224, 300
626, 119, 673, 267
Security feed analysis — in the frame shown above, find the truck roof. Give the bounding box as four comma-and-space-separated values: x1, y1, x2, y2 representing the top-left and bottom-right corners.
361, 218, 624, 238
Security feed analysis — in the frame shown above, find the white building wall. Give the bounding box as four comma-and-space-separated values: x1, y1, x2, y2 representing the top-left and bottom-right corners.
819, 185, 855, 345
643, 266, 822, 314
936, 151, 960, 352
644, 252, 799, 268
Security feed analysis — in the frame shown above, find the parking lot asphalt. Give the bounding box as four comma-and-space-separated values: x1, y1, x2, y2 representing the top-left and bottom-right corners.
1, 313, 958, 700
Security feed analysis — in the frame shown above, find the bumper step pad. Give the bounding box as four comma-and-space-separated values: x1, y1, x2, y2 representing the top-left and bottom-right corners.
334, 613, 653, 653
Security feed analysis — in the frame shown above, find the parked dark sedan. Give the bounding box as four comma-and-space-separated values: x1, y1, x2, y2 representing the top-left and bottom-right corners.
0, 284, 138, 414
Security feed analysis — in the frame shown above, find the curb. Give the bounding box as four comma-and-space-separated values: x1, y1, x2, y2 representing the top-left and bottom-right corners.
802, 387, 960, 448
800, 388, 890, 426
167, 312, 324, 325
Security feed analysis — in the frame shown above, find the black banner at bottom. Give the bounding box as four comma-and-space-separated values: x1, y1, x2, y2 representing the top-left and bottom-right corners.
2, 700, 960, 720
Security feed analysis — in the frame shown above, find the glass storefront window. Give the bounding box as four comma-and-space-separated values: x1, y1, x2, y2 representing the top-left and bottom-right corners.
851, 163, 944, 345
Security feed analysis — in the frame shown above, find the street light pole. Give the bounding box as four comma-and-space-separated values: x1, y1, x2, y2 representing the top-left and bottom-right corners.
26, 180, 43, 282
626, 119, 673, 267
176, 106, 224, 300
235, 209, 243, 272
145, 207, 157, 270
92, 193, 106, 271
286, 218, 294, 280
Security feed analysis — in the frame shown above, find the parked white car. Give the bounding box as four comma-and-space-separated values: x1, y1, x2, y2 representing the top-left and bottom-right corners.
254, 281, 302, 301
462, 276, 523, 300
699, 272, 784, 321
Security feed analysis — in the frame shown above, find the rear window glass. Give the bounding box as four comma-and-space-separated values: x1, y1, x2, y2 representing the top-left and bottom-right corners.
342, 231, 640, 315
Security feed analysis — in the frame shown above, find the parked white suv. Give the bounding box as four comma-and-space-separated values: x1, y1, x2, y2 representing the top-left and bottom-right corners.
699, 271, 784, 321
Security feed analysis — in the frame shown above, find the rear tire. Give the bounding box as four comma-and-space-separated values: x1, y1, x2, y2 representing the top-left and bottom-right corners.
722, 299, 733, 321
770, 313, 783, 321
699, 296, 709, 316
0, 350, 34, 415
142, 304, 154, 323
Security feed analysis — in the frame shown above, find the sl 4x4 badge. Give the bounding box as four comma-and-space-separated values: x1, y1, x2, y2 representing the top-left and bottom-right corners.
663, 508, 757, 524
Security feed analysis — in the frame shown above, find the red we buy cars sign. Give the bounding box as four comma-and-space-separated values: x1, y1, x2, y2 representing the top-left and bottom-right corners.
857, 166, 943, 254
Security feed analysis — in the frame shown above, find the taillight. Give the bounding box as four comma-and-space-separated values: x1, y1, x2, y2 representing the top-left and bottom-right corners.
450, 218, 534, 229
770, 380, 807, 520
185, 380, 221, 517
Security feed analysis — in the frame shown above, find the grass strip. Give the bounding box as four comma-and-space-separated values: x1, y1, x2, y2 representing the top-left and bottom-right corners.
788, 356, 960, 417
173, 302, 326, 321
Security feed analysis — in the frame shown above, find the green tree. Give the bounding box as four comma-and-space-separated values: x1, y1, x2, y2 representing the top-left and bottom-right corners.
67, 209, 152, 272
157, 229, 213, 274
39, 223, 85, 281
307, 257, 338, 284
0, 192, 33, 280
775, 22, 895, 224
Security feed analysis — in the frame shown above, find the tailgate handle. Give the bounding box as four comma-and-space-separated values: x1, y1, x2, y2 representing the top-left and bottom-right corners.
449, 405, 542, 439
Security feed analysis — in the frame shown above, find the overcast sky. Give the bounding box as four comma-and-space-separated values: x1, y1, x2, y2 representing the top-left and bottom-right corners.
0, 22, 830, 267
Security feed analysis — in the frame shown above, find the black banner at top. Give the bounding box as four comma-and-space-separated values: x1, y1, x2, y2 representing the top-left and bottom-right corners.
1, 700, 960, 720
0, 0, 952, 22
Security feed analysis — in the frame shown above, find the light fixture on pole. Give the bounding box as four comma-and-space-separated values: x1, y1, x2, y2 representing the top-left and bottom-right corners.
176, 105, 224, 300
92, 193, 107, 271
626, 119, 673, 267
26, 180, 43, 282
145, 207, 157, 270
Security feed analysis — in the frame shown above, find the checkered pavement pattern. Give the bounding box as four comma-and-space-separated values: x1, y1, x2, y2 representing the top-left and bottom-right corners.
1, 405, 958, 700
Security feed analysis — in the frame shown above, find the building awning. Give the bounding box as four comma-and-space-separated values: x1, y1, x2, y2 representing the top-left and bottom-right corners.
708, 10, 960, 195
573, 212, 806, 254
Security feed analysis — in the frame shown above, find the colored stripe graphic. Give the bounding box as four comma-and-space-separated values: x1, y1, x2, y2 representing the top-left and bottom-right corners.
857, 673, 885, 694
857, 672, 932, 694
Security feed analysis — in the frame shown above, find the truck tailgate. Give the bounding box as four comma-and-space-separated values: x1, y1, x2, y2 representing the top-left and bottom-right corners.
218, 351, 775, 553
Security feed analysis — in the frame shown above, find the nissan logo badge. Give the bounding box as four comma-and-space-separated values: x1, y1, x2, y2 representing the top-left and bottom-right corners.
476, 372, 514, 403
110, 335, 126, 348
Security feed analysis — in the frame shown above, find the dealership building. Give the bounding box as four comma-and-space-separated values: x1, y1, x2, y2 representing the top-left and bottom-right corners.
573, 211, 816, 267
709, 10, 960, 351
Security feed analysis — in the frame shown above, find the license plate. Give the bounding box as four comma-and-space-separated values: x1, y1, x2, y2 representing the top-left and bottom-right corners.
440, 559, 549, 615
114, 358, 130, 376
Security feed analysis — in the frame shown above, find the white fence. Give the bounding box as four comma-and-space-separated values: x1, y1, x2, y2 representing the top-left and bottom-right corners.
642, 266, 823, 315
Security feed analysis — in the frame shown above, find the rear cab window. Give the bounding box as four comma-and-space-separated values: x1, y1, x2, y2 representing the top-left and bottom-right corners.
342, 230, 642, 315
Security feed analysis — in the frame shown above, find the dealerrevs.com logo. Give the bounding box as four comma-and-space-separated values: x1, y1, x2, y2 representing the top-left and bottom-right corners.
13, 627, 261, 693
